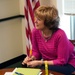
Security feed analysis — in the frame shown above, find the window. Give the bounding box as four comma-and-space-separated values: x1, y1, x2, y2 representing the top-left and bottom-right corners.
64, 0, 75, 15
64, 0, 75, 40
57, 0, 75, 39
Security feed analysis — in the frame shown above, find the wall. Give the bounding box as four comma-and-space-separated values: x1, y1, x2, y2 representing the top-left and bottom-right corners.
57, 0, 70, 39
0, 0, 20, 19
0, 0, 57, 63
0, 0, 24, 63
0, 19, 23, 63
40, 0, 57, 7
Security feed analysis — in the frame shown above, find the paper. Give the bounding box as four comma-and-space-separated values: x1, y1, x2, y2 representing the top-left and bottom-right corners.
4, 72, 12, 75
12, 68, 41, 75
4, 68, 17, 75
49, 73, 54, 75
38, 71, 42, 75
12, 68, 17, 74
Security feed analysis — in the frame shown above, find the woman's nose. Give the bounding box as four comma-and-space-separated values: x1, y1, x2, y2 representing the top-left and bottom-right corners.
34, 19, 38, 23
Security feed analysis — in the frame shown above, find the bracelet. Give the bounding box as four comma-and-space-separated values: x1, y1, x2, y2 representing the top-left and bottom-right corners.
40, 59, 44, 65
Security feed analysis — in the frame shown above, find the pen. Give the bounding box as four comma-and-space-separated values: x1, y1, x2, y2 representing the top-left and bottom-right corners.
15, 72, 24, 75
29, 41, 32, 57
29, 49, 32, 57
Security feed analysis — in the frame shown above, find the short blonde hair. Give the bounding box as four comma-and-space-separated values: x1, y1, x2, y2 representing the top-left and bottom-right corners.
34, 5, 60, 30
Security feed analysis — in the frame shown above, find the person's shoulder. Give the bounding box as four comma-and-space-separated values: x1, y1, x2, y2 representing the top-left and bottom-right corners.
32, 27, 39, 33
55, 28, 66, 36
57, 28, 66, 33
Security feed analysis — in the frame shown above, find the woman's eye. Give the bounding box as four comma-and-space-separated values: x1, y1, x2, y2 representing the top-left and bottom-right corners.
34, 17, 42, 21
37, 18, 41, 21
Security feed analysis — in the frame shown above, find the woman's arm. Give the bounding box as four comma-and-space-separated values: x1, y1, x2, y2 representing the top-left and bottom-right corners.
53, 31, 71, 65
32, 28, 41, 59
26, 59, 54, 67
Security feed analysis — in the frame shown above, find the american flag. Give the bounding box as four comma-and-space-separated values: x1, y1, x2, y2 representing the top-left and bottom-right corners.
24, 0, 40, 56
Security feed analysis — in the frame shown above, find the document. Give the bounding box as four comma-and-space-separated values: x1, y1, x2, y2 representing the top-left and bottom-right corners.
12, 68, 41, 75
4, 72, 12, 75
4, 68, 17, 75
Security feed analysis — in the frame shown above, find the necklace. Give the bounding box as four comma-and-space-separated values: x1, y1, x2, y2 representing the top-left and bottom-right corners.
42, 31, 52, 42
44, 36, 51, 42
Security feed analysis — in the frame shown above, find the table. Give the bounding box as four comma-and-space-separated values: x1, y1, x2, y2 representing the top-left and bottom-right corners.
0, 68, 64, 75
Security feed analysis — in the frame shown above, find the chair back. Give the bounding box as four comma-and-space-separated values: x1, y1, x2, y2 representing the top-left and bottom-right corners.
69, 40, 75, 46
69, 40, 75, 74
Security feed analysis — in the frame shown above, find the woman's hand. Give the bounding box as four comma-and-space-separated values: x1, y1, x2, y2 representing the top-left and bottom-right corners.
22, 56, 32, 65
27, 60, 43, 67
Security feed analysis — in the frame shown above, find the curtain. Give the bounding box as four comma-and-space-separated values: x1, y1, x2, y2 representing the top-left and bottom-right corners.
70, 16, 75, 40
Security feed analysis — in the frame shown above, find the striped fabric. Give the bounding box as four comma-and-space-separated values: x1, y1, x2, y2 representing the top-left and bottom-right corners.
24, 0, 40, 56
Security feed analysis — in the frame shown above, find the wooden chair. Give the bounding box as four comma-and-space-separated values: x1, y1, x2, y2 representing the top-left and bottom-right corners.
69, 40, 75, 75
69, 40, 75, 46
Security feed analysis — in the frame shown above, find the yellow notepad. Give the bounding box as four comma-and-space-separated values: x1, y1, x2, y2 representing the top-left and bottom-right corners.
12, 68, 41, 75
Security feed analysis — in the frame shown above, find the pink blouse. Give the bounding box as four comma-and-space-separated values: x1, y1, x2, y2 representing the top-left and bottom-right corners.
32, 28, 75, 68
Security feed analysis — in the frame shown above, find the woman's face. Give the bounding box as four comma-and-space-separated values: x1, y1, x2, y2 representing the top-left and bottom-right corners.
34, 17, 45, 30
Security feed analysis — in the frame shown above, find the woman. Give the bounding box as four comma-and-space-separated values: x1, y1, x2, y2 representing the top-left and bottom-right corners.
22, 5, 75, 75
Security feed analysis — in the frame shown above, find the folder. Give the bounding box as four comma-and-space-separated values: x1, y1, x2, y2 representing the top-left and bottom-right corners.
12, 68, 41, 75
